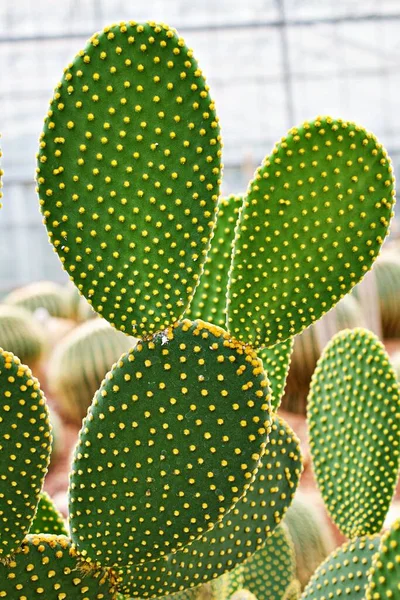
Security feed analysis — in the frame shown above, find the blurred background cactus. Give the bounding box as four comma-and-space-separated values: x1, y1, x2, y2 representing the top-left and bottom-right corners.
0, 3, 400, 599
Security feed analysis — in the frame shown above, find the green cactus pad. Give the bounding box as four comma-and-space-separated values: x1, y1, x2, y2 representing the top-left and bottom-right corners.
308, 328, 400, 538
241, 524, 296, 600
48, 318, 136, 424
302, 535, 380, 600
37, 21, 222, 338
0, 305, 46, 367
0, 350, 52, 559
227, 116, 395, 348
4, 281, 71, 318
366, 518, 400, 599
188, 194, 242, 327
0, 534, 118, 598
30, 492, 68, 536
69, 318, 271, 567
116, 414, 301, 597
258, 339, 293, 411
282, 580, 301, 600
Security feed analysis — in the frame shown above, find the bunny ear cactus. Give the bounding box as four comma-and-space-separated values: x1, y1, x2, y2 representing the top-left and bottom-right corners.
187, 193, 293, 410
30, 492, 68, 536
301, 535, 381, 600
0, 534, 118, 598
36, 21, 222, 337
308, 328, 400, 538
227, 117, 395, 348
0, 349, 52, 559
366, 519, 400, 599
116, 414, 301, 598
69, 318, 271, 567
240, 524, 296, 600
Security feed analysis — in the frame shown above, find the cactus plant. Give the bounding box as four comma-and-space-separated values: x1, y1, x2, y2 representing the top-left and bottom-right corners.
69, 318, 271, 567
0, 304, 46, 368
47, 318, 136, 423
0, 141, 3, 210
30, 492, 68, 536
4, 281, 71, 318
116, 414, 301, 597
36, 21, 222, 338
366, 518, 400, 599
301, 535, 381, 600
0, 534, 118, 598
308, 328, 400, 538
282, 580, 301, 600
227, 117, 395, 348
0, 15, 398, 600
0, 349, 52, 558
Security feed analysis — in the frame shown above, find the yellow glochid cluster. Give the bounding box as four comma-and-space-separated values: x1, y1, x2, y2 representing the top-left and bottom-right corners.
36, 21, 222, 338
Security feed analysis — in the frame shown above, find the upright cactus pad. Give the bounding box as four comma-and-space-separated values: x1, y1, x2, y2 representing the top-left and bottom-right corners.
4, 281, 71, 318
241, 524, 296, 600
227, 117, 395, 348
116, 415, 301, 597
37, 21, 222, 337
302, 535, 380, 600
30, 492, 68, 536
69, 319, 271, 567
308, 328, 400, 538
0, 305, 46, 367
258, 339, 293, 411
188, 194, 243, 327
366, 519, 400, 599
0, 534, 118, 598
48, 318, 136, 423
0, 350, 52, 559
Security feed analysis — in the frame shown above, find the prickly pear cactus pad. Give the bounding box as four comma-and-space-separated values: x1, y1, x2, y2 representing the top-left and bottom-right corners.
36, 21, 222, 337
30, 492, 68, 536
116, 414, 301, 597
0, 350, 52, 559
69, 319, 271, 567
365, 519, 400, 599
258, 339, 293, 411
227, 117, 395, 348
308, 328, 400, 538
0, 534, 118, 598
241, 524, 296, 600
301, 535, 380, 600
188, 195, 243, 327
211, 565, 244, 600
